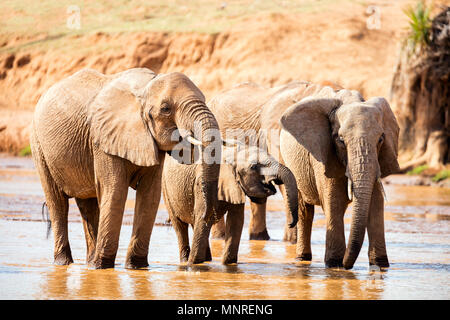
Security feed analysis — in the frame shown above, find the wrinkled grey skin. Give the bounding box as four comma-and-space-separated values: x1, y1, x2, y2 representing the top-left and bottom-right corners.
162, 145, 298, 265
31, 68, 220, 269
209, 81, 400, 269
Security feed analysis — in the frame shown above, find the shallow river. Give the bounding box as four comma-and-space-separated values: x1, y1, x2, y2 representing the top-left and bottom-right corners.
0, 156, 449, 300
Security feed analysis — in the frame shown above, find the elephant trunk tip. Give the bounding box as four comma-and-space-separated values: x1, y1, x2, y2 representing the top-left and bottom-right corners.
288, 218, 298, 229
343, 238, 365, 269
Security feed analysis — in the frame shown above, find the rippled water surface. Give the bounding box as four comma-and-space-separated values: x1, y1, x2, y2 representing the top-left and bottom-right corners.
0, 156, 449, 299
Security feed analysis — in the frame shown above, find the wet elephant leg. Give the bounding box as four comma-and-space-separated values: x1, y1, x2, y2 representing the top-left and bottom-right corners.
125, 163, 163, 269
75, 198, 99, 265
281, 184, 297, 243
210, 216, 226, 240
188, 216, 212, 265
296, 200, 314, 261
204, 238, 212, 262
31, 141, 72, 265
249, 199, 270, 240
92, 154, 129, 269
367, 183, 389, 268
46, 190, 71, 265
322, 179, 348, 268
222, 204, 245, 264
172, 216, 191, 263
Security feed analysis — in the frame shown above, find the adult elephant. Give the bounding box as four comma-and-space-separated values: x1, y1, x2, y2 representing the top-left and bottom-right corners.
209, 81, 400, 269
31, 68, 221, 269
162, 144, 298, 265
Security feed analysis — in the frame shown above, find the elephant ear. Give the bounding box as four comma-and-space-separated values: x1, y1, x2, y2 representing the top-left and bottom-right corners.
88, 74, 159, 167
217, 163, 246, 204
217, 146, 246, 204
369, 97, 400, 177
280, 97, 344, 178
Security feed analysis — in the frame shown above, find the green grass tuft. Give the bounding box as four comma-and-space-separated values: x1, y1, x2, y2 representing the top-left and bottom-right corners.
18, 145, 31, 157
432, 170, 450, 182
407, 164, 429, 175
403, 0, 432, 52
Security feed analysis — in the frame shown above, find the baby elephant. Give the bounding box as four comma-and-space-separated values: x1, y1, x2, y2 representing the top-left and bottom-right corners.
162, 144, 298, 265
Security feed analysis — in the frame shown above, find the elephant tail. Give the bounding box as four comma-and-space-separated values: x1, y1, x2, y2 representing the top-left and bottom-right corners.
41, 202, 51, 239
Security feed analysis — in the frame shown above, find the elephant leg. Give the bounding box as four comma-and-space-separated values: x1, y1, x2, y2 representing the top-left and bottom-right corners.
210, 216, 226, 240
188, 217, 212, 265
249, 199, 270, 240
162, 177, 191, 264
322, 181, 348, 268
204, 238, 212, 262
367, 183, 389, 268
31, 139, 72, 265
173, 216, 191, 263
222, 204, 245, 265
75, 197, 99, 265
125, 165, 163, 269
296, 200, 314, 261
91, 154, 129, 269
280, 184, 297, 244
47, 194, 71, 265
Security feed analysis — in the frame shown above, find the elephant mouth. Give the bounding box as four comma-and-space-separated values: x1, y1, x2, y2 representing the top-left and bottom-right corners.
262, 180, 277, 195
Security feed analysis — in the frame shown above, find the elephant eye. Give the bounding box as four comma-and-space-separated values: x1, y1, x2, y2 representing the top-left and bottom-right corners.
378, 133, 385, 144
160, 103, 171, 115
250, 163, 259, 171
338, 136, 345, 144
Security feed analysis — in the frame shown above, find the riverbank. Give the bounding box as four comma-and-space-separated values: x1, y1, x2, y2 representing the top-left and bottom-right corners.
0, 0, 425, 154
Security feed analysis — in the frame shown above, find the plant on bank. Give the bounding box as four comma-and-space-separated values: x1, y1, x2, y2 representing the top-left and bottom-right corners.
403, 0, 432, 54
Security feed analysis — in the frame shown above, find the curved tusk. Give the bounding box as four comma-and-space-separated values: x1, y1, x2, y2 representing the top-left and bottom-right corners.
347, 178, 353, 201
378, 178, 387, 202
185, 135, 203, 146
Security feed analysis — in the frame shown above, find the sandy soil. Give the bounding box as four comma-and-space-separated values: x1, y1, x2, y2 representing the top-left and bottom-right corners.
0, 0, 447, 155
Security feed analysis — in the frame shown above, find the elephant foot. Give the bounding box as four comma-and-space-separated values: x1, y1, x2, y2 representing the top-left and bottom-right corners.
54, 247, 73, 265
187, 257, 205, 266
295, 253, 312, 261
205, 248, 212, 262
125, 255, 149, 270
249, 228, 270, 240
325, 258, 344, 268
222, 255, 238, 265
180, 246, 190, 263
370, 255, 390, 268
90, 256, 115, 269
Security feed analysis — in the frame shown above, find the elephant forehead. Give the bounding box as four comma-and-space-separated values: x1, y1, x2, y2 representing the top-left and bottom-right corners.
158, 73, 197, 89
337, 103, 383, 127
109, 68, 156, 94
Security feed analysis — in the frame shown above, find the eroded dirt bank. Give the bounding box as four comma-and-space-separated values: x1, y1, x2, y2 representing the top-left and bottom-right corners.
0, 1, 418, 153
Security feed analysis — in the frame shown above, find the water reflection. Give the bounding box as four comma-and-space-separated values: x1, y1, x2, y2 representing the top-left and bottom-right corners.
0, 157, 449, 300
34, 252, 390, 299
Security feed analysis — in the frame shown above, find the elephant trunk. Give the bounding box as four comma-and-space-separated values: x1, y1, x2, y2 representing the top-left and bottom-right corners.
343, 138, 377, 269
177, 100, 221, 223
267, 161, 299, 228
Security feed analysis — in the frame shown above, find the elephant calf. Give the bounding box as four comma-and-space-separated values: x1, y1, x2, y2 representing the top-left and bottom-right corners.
162, 144, 298, 265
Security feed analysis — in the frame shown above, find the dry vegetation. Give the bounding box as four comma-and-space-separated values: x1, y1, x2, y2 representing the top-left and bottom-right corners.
0, 0, 448, 178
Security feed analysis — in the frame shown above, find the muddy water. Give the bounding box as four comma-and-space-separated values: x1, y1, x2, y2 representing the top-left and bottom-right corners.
0, 156, 449, 300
